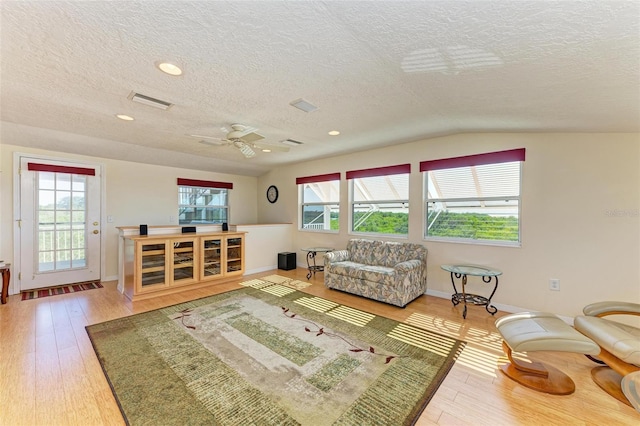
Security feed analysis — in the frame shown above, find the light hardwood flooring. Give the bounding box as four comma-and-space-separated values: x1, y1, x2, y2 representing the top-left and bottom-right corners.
1, 268, 637, 425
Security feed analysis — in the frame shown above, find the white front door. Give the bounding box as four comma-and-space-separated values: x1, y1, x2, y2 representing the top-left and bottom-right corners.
19, 157, 101, 290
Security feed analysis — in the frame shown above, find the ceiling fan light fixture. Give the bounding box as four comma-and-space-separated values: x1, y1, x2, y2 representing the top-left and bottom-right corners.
289, 98, 318, 113
156, 61, 183, 76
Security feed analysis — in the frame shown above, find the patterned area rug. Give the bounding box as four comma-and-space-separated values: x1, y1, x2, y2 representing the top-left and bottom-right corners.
21, 280, 103, 300
86, 285, 464, 425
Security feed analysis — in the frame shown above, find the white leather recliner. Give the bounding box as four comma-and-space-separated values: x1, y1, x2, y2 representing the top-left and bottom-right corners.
574, 301, 640, 409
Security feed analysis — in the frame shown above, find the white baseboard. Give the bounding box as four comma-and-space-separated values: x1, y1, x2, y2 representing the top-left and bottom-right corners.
425, 289, 574, 324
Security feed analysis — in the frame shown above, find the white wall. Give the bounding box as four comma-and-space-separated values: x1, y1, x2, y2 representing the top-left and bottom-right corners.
0, 144, 258, 289
2, 133, 638, 318
257, 133, 640, 317
237, 224, 294, 274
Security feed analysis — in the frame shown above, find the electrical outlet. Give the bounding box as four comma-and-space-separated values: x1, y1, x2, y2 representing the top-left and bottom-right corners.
169, 215, 175, 223
549, 278, 560, 291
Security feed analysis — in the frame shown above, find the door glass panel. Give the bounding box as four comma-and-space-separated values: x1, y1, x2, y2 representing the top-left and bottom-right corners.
36, 172, 88, 273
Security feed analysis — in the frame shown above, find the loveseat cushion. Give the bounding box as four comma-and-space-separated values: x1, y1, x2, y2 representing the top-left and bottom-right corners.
346, 238, 426, 268
327, 261, 397, 286
347, 239, 385, 265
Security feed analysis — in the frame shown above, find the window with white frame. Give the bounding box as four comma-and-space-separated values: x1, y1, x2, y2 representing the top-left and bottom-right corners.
422, 148, 525, 244
347, 164, 410, 236
177, 178, 231, 224
298, 173, 340, 231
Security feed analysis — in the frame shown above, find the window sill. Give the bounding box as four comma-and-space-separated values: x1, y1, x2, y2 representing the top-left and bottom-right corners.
350, 231, 409, 240
424, 236, 521, 248
299, 228, 339, 234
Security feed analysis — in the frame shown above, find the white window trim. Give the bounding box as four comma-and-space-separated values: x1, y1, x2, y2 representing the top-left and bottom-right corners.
178, 185, 230, 225
422, 162, 523, 247
298, 184, 339, 234
348, 178, 410, 238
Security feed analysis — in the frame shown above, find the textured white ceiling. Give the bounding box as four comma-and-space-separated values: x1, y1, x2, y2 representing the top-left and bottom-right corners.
1, 1, 639, 177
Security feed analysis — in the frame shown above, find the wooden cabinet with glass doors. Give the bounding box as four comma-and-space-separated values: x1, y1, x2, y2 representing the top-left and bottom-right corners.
123, 232, 245, 301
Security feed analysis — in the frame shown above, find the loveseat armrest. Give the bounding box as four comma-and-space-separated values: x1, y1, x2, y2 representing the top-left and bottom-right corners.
325, 250, 349, 264
394, 259, 422, 273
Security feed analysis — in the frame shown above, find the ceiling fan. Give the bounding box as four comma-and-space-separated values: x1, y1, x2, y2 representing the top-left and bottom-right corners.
190, 124, 289, 158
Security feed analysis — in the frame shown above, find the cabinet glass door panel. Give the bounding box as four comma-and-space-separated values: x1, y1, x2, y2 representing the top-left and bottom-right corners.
173, 240, 195, 283
202, 237, 222, 279
140, 242, 166, 287
226, 237, 243, 274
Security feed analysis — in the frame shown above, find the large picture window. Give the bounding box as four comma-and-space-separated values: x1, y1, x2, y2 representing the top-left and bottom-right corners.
298, 173, 340, 232
177, 178, 232, 224
421, 148, 525, 244
347, 164, 410, 236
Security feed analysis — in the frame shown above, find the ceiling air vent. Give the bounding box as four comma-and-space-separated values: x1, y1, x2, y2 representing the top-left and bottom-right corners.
127, 91, 174, 110
281, 139, 304, 146
289, 98, 318, 113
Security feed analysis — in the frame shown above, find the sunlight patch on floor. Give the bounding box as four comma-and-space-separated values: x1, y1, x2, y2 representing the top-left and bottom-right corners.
260, 274, 291, 284
454, 345, 503, 378
238, 278, 272, 289
388, 323, 457, 357
326, 306, 375, 327
294, 296, 339, 313
260, 284, 296, 297
405, 312, 462, 334
405, 312, 506, 378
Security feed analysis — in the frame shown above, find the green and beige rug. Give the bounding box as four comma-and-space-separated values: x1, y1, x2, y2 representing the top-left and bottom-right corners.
86, 279, 464, 425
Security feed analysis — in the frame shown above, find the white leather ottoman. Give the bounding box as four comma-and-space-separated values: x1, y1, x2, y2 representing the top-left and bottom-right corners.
496, 312, 600, 395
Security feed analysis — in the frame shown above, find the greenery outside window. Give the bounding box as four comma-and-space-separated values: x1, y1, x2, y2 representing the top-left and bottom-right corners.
297, 173, 340, 232
177, 178, 232, 224
347, 164, 410, 236
421, 148, 525, 244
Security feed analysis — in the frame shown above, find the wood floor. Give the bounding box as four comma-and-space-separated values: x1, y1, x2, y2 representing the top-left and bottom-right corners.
1, 268, 637, 425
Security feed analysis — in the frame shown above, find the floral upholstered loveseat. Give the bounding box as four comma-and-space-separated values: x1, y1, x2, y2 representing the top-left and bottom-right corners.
323, 239, 427, 307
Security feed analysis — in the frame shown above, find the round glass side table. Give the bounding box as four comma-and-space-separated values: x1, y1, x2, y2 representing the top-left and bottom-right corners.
440, 264, 502, 319
301, 247, 333, 280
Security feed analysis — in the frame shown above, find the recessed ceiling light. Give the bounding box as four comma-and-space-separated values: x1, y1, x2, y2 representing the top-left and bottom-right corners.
328, 130, 340, 136
116, 114, 134, 121
261, 148, 272, 153
156, 61, 183, 76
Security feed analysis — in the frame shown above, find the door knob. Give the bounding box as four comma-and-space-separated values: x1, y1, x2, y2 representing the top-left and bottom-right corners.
93, 230, 99, 234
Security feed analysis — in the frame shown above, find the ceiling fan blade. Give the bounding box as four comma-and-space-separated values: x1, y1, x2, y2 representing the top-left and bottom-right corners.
240, 131, 265, 143
189, 133, 224, 141
199, 139, 226, 146
253, 142, 289, 152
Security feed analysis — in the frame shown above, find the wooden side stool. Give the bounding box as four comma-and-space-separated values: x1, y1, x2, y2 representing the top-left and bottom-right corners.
496, 311, 600, 395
